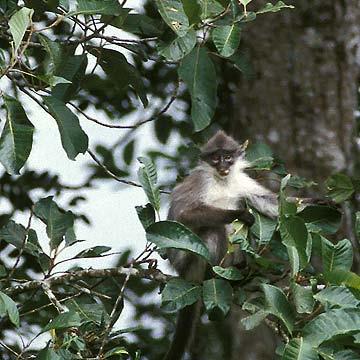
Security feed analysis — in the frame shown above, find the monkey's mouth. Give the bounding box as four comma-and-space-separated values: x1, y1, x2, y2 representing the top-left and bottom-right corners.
218, 170, 229, 177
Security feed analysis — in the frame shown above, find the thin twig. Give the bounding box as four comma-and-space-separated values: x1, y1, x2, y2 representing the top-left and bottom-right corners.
41, 282, 67, 313
87, 149, 170, 194
97, 263, 134, 357
6, 209, 33, 281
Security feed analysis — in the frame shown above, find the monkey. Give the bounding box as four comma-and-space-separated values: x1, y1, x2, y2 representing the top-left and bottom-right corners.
164, 131, 279, 360
164, 130, 336, 360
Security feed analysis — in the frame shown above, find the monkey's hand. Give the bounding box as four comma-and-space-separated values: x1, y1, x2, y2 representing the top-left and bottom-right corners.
235, 209, 255, 227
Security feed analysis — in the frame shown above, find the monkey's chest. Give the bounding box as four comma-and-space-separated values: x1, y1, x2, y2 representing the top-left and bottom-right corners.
203, 180, 243, 210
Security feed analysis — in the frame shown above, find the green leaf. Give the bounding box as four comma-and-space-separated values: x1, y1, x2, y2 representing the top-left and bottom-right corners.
298, 205, 342, 235
182, 0, 201, 24
257, 1, 295, 15
158, 29, 197, 62
8, 7, 34, 53
251, 209, 277, 245
303, 308, 360, 347
146, 221, 211, 262
155, 0, 189, 36
0, 221, 41, 256
43, 311, 82, 331
212, 24, 241, 58
280, 216, 310, 270
333, 350, 360, 360
135, 203, 156, 229
325, 173, 354, 203
42, 95, 88, 160
314, 286, 360, 309
246, 142, 274, 170
239, 0, 253, 6
66, 300, 110, 325
228, 51, 255, 79
69, 0, 123, 15
34, 197, 74, 250
229, 220, 249, 245
0, 95, 34, 175
74, 246, 111, 259
178, 46, 217, 131
291, 282, 314, 314
279, 174, 297, 216
104, 347, 129, 359
241, 309, 269, 330
262, 284, 295, 334
162, 278, 201, 312
202, 278, 233, 320
282, 338, 318, 360
212, 266, 244, 281
51, 54, 88, 102
91, 47, 148, 107
321, 237, 353, 273
199, 0, 225, 19
137, 157, 160, 212
36, 347, 61, 360
123, 140, 135, 165
0, 291, 19, 327
324, 270, 360, 290
355, 211, 360, 241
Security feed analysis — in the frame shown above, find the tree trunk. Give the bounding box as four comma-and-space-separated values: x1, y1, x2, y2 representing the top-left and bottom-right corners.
226, 2, 360, 359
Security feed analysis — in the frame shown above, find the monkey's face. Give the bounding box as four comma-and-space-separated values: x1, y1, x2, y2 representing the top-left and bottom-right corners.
204, 151, 236, 177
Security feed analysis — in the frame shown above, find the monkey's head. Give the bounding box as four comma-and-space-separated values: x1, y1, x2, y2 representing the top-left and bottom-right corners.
200, 131, 248, 177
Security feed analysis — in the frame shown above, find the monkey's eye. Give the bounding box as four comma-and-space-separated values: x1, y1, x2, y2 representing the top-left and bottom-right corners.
212, 156, 220, 164
225, 155, 232, 162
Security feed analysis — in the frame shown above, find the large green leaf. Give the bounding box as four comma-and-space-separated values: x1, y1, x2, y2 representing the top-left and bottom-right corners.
69, 0, 123, 15
282, 338, 318, 360
0, 221, 41, 256
324, 270, 360, 290
182, 0, 201, 24
0, 291, 19, 327
298, 205, 342, 235
36, 347, 61, 360
0, 95, 34, 175
8, 7, 34, 52
303, 308, 360, 346
34, 197, 74, 250
199, 0, 224, 19
241, 309, 269, 330
251, 209, 277, 244
325, 173, 354, 203
178, 46, 217, 131
137, 157, 160, 212
51, 54, 88, 102
245, 142, 274, 170
43, 95, 88, 160
321, 237, 353, 273
155, 0, 189, 36
280, 216, 310, 270
158, 29, 197, 61
202, 278, 233, 320
291, 282, 314, 314
146, 221, 211, 262
212, 266, 243, 281
261, 284, 295, 334
91, 48, 148, 107
162, 278, 201, 312
257, 1, 294, 14
314, 286, 360, 309
43, 311, 82, 331
135, 203, 156, 229
212, 24, 241, 58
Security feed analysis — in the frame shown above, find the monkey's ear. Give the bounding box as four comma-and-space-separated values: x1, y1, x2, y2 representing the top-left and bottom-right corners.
237, 140, 249, 155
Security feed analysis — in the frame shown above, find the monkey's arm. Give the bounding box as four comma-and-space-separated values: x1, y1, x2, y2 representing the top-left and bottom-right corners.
177, 204, 254, 229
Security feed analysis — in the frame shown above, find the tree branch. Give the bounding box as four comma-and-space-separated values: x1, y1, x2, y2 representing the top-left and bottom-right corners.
5, 267, 172, 296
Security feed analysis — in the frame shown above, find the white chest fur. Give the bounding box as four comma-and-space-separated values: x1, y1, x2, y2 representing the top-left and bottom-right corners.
201, 160, 268, 210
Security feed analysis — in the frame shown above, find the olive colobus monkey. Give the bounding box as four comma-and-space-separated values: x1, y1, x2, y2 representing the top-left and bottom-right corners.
164, 131, 280, 360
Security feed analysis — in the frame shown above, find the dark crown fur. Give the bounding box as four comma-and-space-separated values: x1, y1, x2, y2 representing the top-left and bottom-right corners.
200, 130, 239, 155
